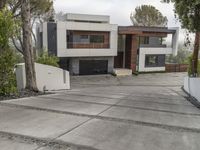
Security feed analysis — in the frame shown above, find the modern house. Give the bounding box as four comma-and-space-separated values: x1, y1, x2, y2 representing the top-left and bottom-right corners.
37, 13, 118, 75
36, 13, 179, 75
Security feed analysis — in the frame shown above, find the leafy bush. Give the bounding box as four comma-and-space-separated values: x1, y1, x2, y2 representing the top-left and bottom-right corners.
0, 9, 18, 96
166, 48, 192, 64
188, 55, 200, 77
0, 49, 17, 96
36, 52, 59, 67
0, 9, 17, 49
15, 52, 24, 63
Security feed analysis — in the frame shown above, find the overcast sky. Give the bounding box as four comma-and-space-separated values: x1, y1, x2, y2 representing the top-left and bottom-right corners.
54, 0, 193, 44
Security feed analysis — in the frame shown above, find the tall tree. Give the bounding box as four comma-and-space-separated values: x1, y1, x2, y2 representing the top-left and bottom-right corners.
163, 0, 200, 76
1, 0, 53, 92
8, 0, 54, 53
130, 5, 168, 27
21, 0, 38, 91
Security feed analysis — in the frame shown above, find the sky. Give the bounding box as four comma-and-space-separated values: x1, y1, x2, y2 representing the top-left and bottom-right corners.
53, 0, 192, 44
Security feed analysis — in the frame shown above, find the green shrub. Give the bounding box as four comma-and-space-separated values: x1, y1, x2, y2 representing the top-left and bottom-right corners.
188, 55, 200, 77
0, 49, 17, 96
36, 52, 59, 67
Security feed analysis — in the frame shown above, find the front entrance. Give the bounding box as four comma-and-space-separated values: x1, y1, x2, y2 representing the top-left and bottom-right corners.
79, 60, 108, 75
114, 34, 138, 72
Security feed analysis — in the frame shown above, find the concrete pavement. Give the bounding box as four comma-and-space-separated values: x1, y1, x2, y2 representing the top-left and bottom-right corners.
1, 73, 200, 150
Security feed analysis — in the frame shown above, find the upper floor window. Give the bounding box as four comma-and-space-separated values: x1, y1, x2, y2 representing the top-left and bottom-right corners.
67, 30, 110, 49
140, 36, 149, 45
80, 35, 89, 39
145, 54, 165, 67
90, 35, 104, 43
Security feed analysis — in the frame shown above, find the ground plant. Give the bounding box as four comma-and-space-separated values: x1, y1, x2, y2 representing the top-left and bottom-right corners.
188, 55, 200, 77
36, 51, 59, 67
0, 49, 17, 96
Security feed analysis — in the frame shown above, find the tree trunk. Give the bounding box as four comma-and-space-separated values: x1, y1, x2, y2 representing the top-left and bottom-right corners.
193, 32, 200, 76
21, 0, 38, 92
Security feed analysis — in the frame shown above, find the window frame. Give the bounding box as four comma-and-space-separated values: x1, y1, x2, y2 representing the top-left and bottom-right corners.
145, 54, 165, 68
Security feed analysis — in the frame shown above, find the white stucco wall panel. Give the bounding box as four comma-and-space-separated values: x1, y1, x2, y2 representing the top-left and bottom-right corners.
139, 48, 173, 72
66, 13, 110, 23
184, 77, 200, 101
16, 63, 70, 92
57, 22, 118, 57
169, 27, 179, 56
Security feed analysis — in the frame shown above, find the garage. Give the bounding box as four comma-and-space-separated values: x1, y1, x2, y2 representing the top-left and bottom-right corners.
79, 60, 108, 75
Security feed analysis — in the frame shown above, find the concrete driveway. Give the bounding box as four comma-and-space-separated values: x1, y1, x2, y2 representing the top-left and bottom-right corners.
1, 73, 200, 150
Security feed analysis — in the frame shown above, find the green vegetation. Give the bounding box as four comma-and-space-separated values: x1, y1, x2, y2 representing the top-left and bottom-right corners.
0, 49, 17, 96
0, 9, 18, 96
166, 48, 192, 64
36, 52, 59, 67
163, 0, 200, 76
188, 55, 200, 77
0, 0, 54, 94
0, 9, 16, 50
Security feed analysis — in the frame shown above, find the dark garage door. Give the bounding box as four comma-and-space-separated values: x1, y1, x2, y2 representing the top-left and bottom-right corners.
79, 60, 108, 75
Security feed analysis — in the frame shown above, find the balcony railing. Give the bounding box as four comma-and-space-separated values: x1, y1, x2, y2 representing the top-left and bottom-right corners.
140, 44, 168, 48
67, 42, 110, 49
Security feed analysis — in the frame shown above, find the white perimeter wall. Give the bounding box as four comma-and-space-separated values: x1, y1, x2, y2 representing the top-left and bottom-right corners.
184, 77, 200, 101
57, 21, 118, 57
139, 47, 173, 72
16, 63, 70, 91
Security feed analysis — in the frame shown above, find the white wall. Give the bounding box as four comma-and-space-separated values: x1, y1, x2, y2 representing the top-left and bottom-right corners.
66, 13, 110, 23
138, 47, 173, 72
16, 63, 70, 91
169, 27, 179, 56
57, 21, 118, 57
184, 77, 200, 101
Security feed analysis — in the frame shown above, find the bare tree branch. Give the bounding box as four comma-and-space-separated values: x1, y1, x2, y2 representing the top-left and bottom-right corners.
11, 37, 23, 54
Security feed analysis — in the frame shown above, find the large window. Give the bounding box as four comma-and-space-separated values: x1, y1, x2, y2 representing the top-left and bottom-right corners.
80, 35, 89, 39
67, 30, 110, 49
145, 55, 165, 67
90, 35, 104, 43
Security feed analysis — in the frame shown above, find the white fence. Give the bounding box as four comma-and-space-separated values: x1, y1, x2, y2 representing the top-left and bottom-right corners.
184, 77, 200, 101
16, 63, 70, 91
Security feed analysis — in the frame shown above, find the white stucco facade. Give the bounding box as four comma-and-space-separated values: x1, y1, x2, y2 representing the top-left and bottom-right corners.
138, 48, 173, 72
57, 22, 118, 57
184, 77, 200, 101
65, 13, 110, 23
138, 28, 179, 72
39, 13, 118, 58
56, 21, 118, 57
169, 27, 179, 56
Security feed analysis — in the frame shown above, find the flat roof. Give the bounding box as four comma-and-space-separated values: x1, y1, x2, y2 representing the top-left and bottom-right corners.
118, 26, 177, 34
65, 13, 110, 23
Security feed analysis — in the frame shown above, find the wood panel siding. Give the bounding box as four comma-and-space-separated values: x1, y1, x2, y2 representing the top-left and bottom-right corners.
114, 52, 124, 68
165, 64, 188, 72
130, 35, 139, 72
